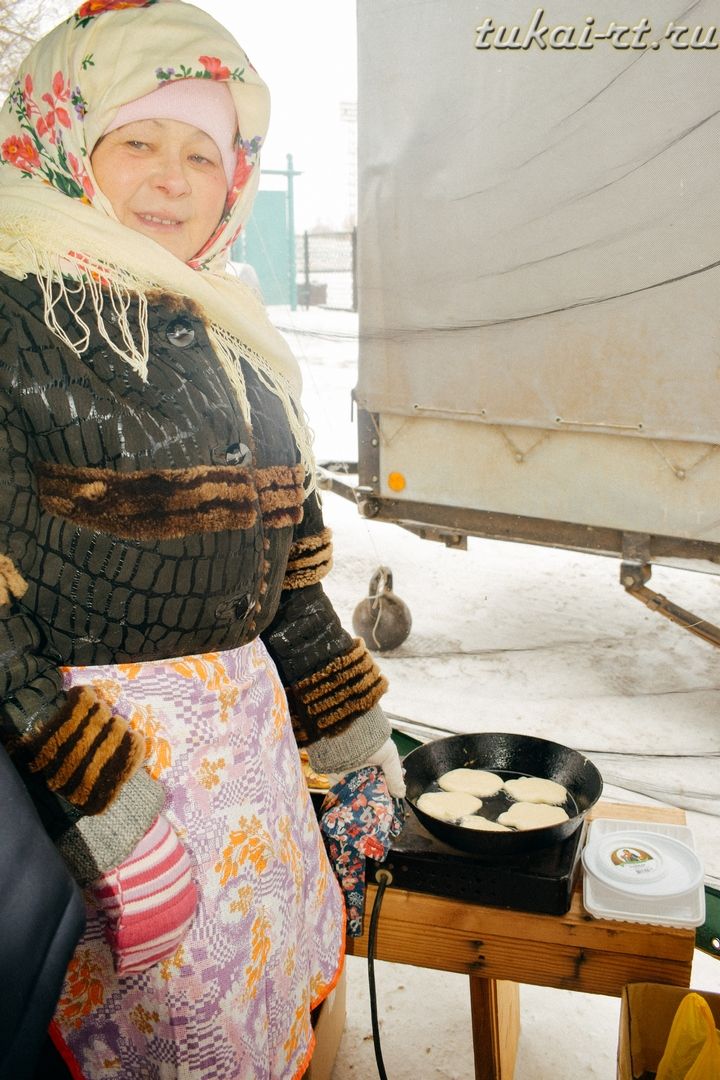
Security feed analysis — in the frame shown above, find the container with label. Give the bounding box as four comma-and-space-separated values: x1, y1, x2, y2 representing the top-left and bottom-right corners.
581, 820, 706, 928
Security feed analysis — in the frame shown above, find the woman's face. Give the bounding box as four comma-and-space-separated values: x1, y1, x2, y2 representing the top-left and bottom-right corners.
91, 118, 229, 262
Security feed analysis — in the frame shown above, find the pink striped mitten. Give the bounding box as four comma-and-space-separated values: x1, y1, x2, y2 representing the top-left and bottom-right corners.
90, 814, 197, 975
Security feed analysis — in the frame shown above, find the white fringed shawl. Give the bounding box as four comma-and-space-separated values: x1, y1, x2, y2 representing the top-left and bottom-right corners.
0, 0, 314, 475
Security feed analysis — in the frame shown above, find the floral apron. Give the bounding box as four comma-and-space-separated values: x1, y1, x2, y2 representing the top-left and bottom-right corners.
54, 639, 345, 1080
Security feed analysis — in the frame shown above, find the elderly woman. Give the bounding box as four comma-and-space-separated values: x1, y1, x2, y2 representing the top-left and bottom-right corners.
0, 2, 403, 1077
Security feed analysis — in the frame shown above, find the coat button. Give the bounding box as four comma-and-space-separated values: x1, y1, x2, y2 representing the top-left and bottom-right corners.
234, 594, 252, 620
225, 442, 252, 466
166, 317, 195, 348
215, 592, 254, 622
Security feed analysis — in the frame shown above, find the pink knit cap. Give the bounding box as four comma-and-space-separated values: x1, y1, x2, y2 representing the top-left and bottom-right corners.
102, 79, 238, 187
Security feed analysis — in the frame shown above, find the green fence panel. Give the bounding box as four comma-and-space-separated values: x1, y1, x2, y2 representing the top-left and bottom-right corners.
231, 190, 293, 306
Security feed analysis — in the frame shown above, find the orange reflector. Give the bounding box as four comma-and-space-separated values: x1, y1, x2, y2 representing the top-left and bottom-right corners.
387, 471, 406, 492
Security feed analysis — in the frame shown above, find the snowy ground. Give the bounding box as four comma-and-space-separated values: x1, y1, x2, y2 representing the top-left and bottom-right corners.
272, 305, 720, 1079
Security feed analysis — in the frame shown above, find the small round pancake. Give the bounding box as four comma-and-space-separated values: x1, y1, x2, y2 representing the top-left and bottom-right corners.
438, 768, 503, 798
503, 776, 568, 806
416, 790, 482, 822
458, 816, 512, 832
497, 802, 569, 830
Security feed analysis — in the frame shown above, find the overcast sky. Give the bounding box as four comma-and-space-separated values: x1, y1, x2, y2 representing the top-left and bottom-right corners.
197, 1, 358, 230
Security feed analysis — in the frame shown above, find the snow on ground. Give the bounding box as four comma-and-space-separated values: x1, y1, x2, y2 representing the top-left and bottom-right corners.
272, 305, 720, 1079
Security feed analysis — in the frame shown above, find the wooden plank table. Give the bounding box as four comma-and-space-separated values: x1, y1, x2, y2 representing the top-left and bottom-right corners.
346, 802, 696, 1079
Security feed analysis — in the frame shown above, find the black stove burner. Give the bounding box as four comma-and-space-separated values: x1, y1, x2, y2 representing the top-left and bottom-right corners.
369, 806, 587, 916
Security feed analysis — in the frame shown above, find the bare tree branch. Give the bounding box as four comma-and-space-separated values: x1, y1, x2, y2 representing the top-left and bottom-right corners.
0, 1, 77, 98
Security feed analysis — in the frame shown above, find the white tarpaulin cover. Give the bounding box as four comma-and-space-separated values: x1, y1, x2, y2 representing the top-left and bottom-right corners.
356, 0, 720, 541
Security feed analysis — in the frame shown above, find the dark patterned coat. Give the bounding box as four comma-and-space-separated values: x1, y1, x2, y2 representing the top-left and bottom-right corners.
0, 271, 386, 881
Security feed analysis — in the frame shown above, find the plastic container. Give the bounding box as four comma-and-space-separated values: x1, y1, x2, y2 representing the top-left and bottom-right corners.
581, 819, 706, 928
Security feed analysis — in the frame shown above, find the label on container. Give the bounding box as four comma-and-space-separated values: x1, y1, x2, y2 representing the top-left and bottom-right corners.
609, 846, 658, 879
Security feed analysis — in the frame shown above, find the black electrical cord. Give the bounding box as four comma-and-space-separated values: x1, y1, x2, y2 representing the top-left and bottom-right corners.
367, 868, 393, 1080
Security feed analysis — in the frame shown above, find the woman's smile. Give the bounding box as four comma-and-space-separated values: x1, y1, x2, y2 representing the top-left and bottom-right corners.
136, 212, 185, 225
132, 210, 188, 233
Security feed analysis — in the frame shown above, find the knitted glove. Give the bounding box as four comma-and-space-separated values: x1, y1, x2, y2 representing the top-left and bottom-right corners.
328, 738, 405, 799
354, 736, 406, 798
327, 737, 406, 798
89, 814, 197, 975
308, 705, 406, 799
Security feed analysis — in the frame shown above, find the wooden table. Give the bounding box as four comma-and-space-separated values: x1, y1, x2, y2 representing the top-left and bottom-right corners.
345, 802, 696, 1079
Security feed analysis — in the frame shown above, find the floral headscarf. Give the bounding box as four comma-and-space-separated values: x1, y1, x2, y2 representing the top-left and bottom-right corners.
0, 0, 310, 468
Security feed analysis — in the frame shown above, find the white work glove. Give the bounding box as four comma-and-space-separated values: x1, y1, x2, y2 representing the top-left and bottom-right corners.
356, 737, 406, 798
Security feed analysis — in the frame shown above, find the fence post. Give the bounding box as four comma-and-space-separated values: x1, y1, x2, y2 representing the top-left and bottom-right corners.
286, 153, 297, 310
303, 231, 310, 309
351, 227, 358, 313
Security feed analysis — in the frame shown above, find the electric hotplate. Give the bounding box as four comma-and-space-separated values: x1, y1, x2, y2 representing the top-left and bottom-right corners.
368, 805, 587, 916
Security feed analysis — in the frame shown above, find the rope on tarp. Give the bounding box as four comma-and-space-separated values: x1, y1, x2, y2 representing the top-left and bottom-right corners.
387, 711, 720, 762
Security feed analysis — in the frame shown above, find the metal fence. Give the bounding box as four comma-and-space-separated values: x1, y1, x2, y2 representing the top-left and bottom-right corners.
296, 229, 357, 311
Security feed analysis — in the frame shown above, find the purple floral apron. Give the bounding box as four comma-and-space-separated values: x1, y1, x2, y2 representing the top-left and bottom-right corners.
54, 639, 345, 1080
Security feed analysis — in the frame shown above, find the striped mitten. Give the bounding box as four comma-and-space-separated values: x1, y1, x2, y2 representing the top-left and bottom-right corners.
90, 814, 197, 975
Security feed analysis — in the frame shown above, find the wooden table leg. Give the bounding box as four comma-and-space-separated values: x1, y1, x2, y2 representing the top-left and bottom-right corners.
469, 976, 520, 1080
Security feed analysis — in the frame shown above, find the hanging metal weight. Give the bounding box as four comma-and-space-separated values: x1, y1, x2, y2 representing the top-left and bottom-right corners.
352, 566, 412, 652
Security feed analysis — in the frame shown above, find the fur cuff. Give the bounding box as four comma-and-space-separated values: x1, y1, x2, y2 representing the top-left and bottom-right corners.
256, 465, 306, 529
287, 638, 388, 744
283, 528, 333, 590
24, 686, 144, 815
